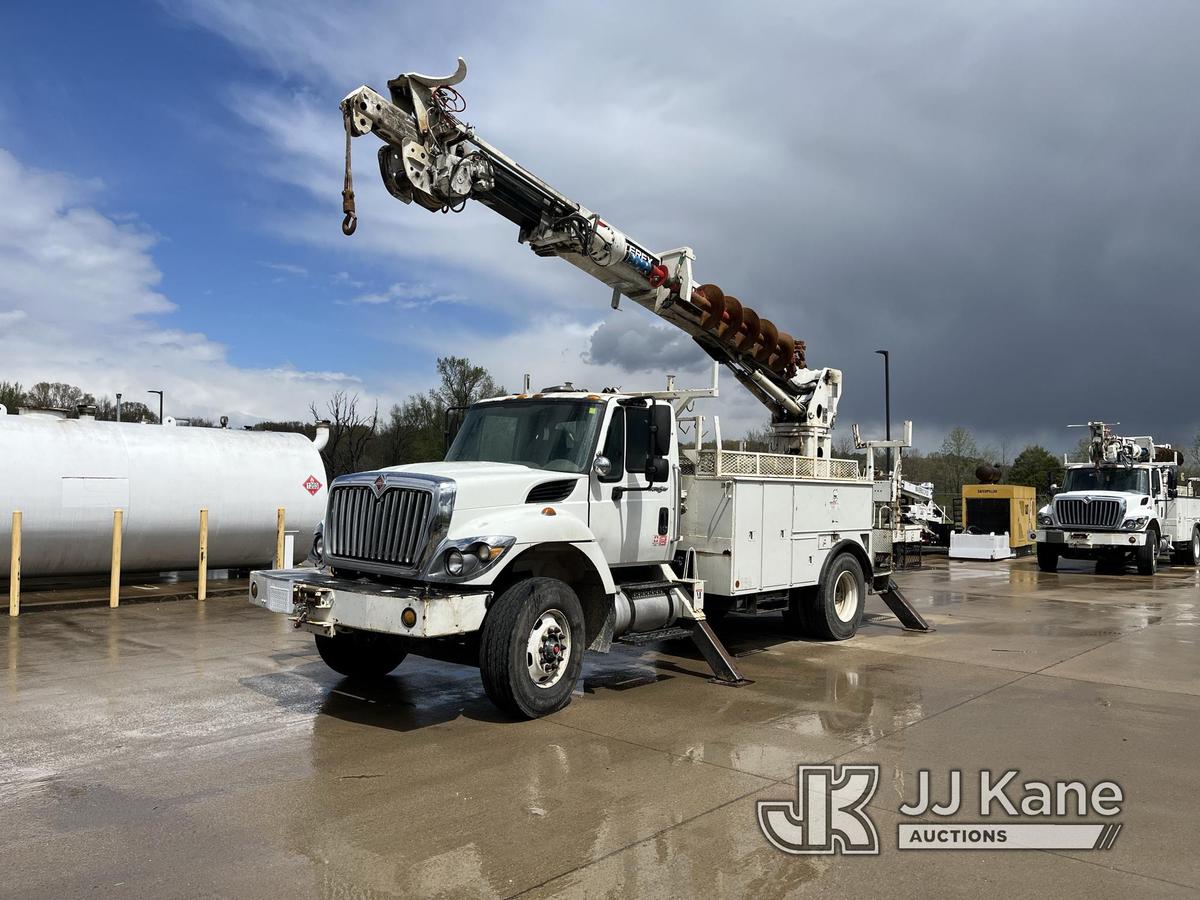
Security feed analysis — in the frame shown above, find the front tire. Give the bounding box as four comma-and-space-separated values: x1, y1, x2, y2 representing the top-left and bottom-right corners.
315, 630, 407, 679
1136, 528, 1159, 576
1036, 542, 1060, 572
479, 577, 585, 719
803, 553, 866, 641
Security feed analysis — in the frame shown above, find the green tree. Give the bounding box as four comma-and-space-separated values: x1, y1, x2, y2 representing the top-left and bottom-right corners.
26, 381, 95, 410
0, 380, 24, 413
1006, 445, 1064, 498
434, 356, 504, 410
94, 396, 160, 424
373, 356, 506, 469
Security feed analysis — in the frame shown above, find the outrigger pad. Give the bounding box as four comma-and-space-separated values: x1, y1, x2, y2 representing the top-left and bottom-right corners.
878, 579, 935, 632
691, 619, 753, 686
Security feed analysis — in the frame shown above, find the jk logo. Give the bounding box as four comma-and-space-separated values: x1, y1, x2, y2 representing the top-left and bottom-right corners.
758, 765, 881, 855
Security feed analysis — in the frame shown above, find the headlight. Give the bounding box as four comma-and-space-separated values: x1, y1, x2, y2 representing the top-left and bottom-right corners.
1121, 517, 1148, 530
307, 521, 325, 566
431, 536, 516, 580
1037, 513, 1053, 527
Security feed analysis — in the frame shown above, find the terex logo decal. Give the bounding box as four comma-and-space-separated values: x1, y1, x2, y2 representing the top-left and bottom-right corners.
757, 765, 880, 855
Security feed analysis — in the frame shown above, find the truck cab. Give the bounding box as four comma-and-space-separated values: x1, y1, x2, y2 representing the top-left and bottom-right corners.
252, 388, 722, 719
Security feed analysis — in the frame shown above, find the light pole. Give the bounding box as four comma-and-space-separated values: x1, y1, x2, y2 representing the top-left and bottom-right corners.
875, 350, 891, 473
147, 389, 163, 424
115, 392, 123, 423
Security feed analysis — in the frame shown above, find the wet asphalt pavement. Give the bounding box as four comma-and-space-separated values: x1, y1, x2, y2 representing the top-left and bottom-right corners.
2, 556, 1198, 898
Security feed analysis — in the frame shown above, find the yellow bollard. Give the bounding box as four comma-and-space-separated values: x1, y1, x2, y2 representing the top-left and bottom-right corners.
198, 508, 209, 602
9, 511, 21, 617
275, 507, 286, 569
110, 509, 123, 608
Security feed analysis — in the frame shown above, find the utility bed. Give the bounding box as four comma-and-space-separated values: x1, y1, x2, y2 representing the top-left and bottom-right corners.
680, 448, 875, 599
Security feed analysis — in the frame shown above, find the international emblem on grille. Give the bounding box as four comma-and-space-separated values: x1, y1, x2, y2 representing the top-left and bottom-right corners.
1082, 497, 1092, 505
373, 474, 386, 495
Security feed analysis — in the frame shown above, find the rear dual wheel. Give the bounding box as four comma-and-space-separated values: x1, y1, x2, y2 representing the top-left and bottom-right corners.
783, 552, 865, 641
1175, 528, 1200, 566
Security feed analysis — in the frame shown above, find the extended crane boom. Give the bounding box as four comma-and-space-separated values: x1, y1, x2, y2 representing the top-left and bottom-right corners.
340, 58, 840, 456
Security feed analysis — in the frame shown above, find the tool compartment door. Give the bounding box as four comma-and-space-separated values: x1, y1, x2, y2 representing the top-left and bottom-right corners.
761, 482, 793, 589
732, 481, 762, 593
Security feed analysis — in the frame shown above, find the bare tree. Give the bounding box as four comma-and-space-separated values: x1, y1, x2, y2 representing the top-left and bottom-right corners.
26, 381, 95, 410
310, 391, 379, 478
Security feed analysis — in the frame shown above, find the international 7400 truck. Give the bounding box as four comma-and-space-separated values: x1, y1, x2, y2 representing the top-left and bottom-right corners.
1035, 422, 1200, 575
249, 59, 929, 718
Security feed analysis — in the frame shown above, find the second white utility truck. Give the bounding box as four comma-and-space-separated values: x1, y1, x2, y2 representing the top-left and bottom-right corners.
1035, 422, 1200, 575
249, 59, 929, 718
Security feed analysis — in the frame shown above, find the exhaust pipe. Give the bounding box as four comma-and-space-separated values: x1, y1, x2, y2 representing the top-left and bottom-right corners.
312, 420, 331, 452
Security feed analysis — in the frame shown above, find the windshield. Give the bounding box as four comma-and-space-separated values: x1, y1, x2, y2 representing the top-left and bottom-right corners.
1063, 467, 1149, 495
446, 399, 604, 474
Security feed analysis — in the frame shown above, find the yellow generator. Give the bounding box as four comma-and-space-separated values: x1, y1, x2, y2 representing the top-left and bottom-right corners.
962, 484, 1037, 555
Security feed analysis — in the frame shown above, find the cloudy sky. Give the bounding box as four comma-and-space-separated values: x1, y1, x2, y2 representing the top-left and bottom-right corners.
2, 1, 1197, 453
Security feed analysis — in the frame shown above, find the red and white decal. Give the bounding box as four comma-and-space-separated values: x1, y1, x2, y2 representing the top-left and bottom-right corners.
303, 474, 324, 496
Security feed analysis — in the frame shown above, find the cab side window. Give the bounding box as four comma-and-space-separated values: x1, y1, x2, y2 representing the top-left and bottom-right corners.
599, 408, 625, 482
625, 406, 652, 478
1151, 468, 1161, 497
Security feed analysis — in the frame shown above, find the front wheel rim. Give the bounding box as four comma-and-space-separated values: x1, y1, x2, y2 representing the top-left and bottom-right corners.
1193, 532, 1199, 558
526, 609, 571, 689
833, 570, 860, 623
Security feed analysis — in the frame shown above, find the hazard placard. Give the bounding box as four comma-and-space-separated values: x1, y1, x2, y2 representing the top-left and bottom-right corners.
303, 475, 323, 495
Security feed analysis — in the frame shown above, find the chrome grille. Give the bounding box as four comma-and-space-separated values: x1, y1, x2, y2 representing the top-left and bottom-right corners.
1055, 497, 1122, 529
327, 485, 432, 567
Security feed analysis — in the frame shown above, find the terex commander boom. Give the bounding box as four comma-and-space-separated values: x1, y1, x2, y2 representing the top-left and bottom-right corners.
339, 59, 837, 445
248, 60, 930, 720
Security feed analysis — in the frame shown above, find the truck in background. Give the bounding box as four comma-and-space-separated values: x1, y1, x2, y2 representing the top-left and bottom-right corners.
1035, 422, 1200, 575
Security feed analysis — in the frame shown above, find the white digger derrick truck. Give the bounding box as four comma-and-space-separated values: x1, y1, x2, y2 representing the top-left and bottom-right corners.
1035, 422, 1200, 575
249, 59, 931, 719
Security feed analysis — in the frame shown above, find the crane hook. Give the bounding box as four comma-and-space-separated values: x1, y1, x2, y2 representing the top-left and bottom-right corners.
341, 112, 357, 236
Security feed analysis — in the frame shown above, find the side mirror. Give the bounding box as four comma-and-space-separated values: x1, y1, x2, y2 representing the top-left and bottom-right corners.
592, 455, 613, 478
650, 405, 672, 457
1049, 483, 1060, 497
645, 456, 670, 484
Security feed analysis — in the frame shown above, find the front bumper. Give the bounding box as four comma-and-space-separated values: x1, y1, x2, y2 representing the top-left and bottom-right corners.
1036, 529, 1147, 548
249, 568, 490, 638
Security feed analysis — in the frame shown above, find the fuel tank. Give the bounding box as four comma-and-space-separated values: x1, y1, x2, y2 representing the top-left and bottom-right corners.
0, 414, 328, 577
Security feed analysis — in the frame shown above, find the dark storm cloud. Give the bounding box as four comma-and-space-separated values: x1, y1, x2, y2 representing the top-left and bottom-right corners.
498, 0, 1200, 450
583, 317, 709, 375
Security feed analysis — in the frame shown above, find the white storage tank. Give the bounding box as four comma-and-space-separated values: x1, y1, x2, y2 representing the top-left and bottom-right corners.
0, 415, 329, 577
